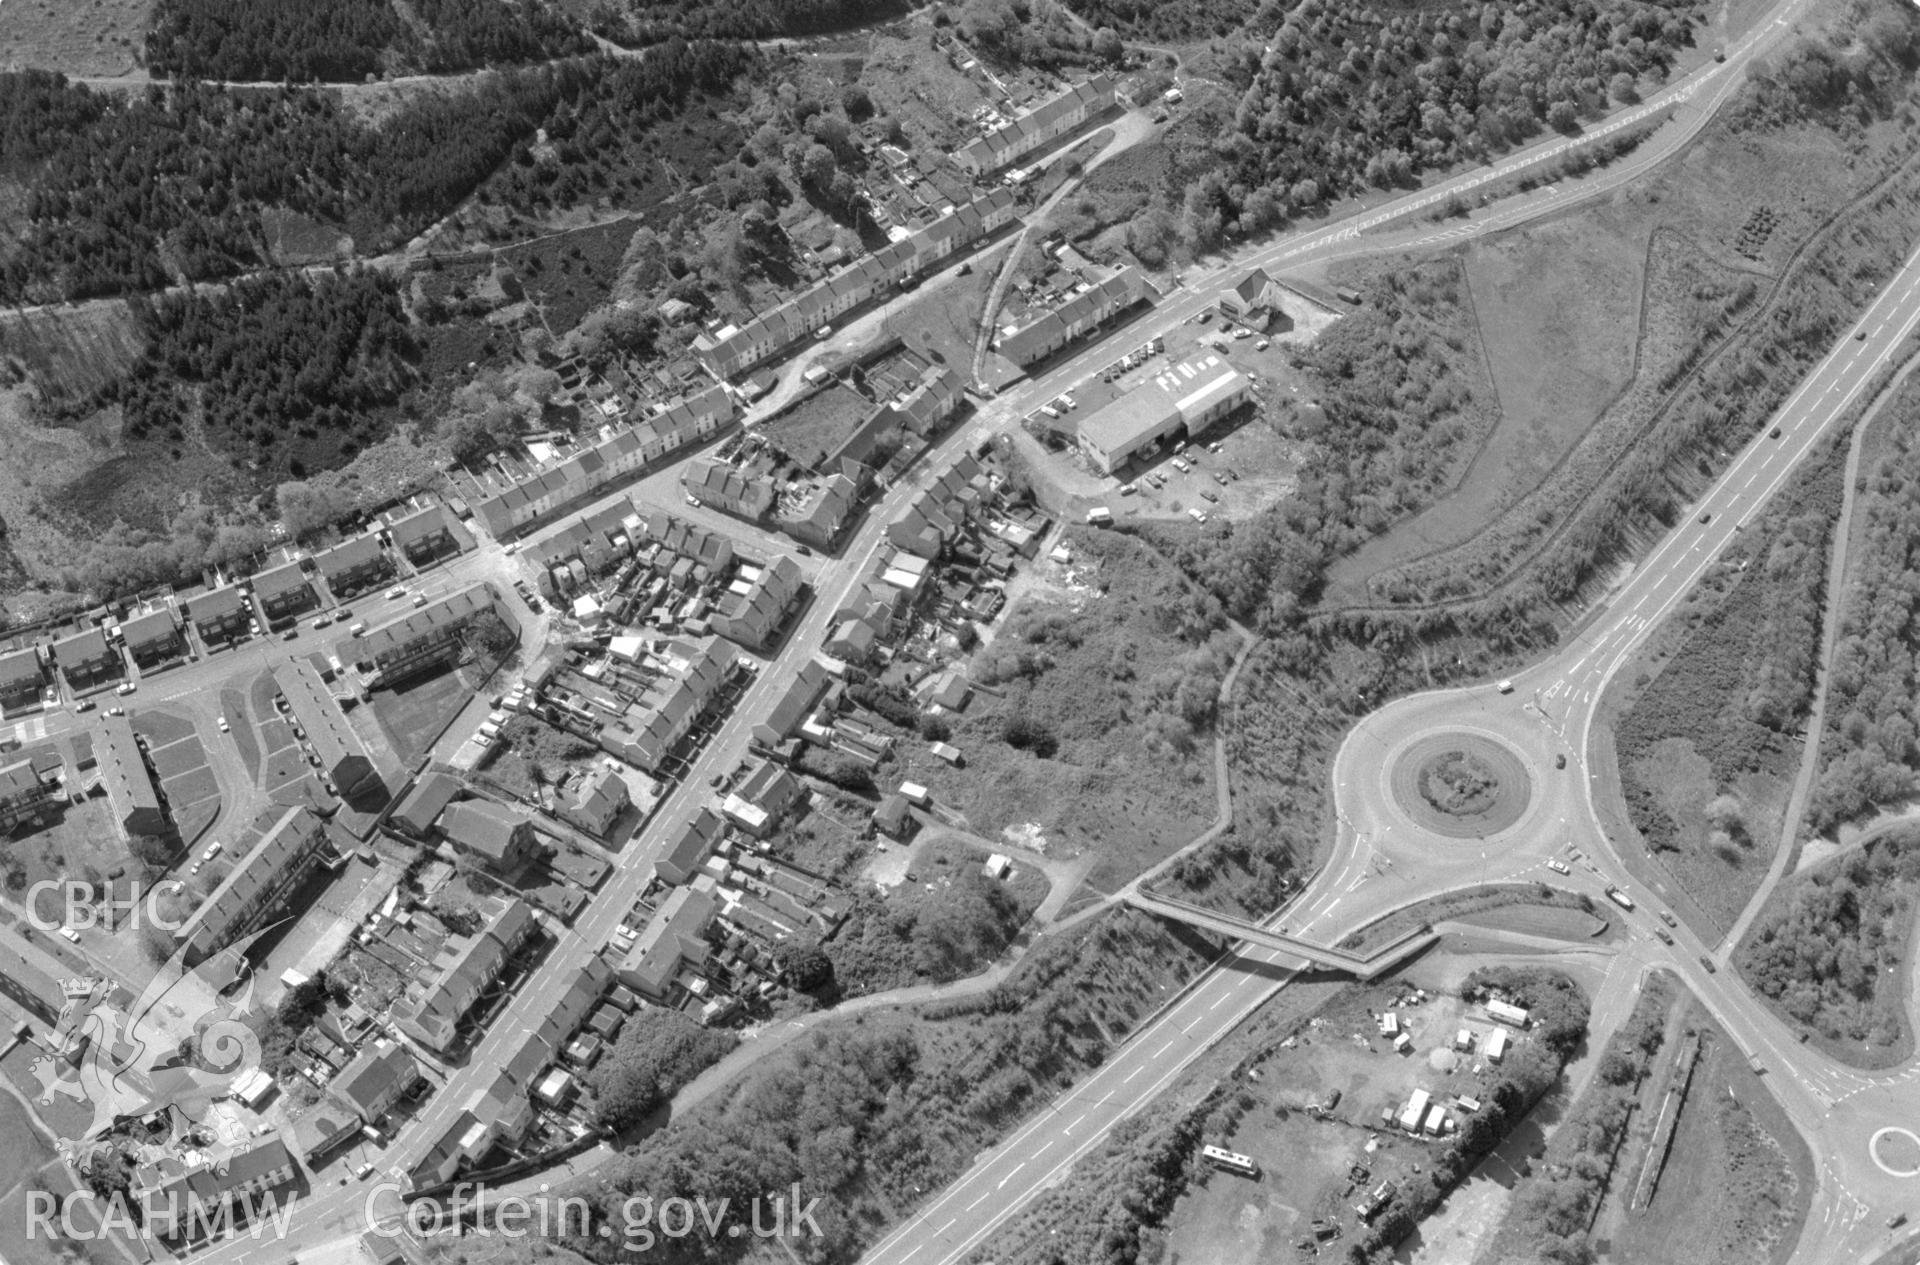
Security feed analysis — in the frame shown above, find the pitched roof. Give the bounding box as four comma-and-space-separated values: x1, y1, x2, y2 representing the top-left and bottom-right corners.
252, 559, 311, 599
316, 533, 386, 578
440, 799, 533, 865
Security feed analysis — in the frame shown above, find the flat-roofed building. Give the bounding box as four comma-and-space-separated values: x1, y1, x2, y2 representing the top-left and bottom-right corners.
1075, 353, 1250, 474
54, 626, 119, 685
184, 585, 249, 645
272, 660, 377, 797
172, 805, 332, 965
122, 607, 183, 667
315, 534, 391, 599
0, 645, 44, 711
97, 712, 165, 838
0, 758, 58, 832
348, 583, 517, 689
253, 559, 316, 621
389, 504, 460, 564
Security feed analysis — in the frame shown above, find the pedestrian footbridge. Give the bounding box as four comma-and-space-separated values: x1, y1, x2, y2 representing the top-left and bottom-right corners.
1124, 890, 1437, 980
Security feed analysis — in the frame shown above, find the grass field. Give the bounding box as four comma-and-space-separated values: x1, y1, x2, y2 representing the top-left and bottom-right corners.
1602, 998, 1811, 1265
369, 664, 475, 766
1350, 97, 1900, 608
1324, 212, 1643, 594
0, 0, 149, 76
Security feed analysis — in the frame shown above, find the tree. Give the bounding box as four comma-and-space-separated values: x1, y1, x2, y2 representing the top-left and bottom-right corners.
589, 1010, 737, 1131
1608, 72, 1638, 102
1092, 26, 1123, 63
776, 941, 834, 992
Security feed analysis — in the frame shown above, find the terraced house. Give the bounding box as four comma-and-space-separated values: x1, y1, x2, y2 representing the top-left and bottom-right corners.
693, 188, 1018, 379
348, 584, 518, 689
473, 386, 735, 541
996, 267, 1154, 367
0, 645, 45, 712
391, 896, 537, 1052
121, 606, 183, 668
172, 805, 334, 965
0, 758, 59, 831
950, 74, 1114, 176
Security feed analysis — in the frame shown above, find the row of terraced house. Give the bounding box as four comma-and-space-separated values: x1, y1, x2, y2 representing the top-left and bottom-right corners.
692, 188, 1018, 380
472, 386, 737, 541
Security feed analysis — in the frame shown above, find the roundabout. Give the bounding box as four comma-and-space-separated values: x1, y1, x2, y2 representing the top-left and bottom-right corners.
1870, 1127, 1920, 1178
1388, 731, 1534, 840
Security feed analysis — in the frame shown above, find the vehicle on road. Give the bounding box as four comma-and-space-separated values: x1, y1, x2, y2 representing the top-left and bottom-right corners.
59, 926, 81, 944
1890, 1213, 1908, 1229
218, 716, 230, 733
312, 615, 330, 629
1659, 910, 1677, 927
1655, 929, 1674, 945
73, 699, 93, 713
687, 494, 703, 507
349, 623, 367, 637
815, 326, 832, 340
1554, 753, 1566, 769
1699, 512, 1712, 524
1606, 886, 1635, 910
1547, 859, 1570, 875
1856, 330, 1867, 341
283, 627, 299, 639
1698, 954, 1718, 973
503, 542, 518, 555
412, 594, 429, 607
386, 587, 407, 600
1496, 679, 1514, 693
116, 681, 136, 696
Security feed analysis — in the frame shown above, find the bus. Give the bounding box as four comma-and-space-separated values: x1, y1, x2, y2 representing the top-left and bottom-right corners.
1201, 1145, 1261, 1178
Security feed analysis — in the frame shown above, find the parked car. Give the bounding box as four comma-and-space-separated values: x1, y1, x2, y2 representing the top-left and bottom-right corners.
1655, 929, 1675, 945
1698, 954, 1718, 974
218, 716, 230, 733
386, 586, 407, 600
59, 927, 81, 944
1547, 859, 1570, 875
106, 706, 125, 717
1188, 508, 1209, 523
412, 594, 429, 607
72, 699, 93, 713
1659, 910, 1678, 927
115, 682, 136, 696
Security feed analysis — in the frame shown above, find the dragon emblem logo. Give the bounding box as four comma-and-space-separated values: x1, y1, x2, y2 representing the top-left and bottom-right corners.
28, 927, 274, 1163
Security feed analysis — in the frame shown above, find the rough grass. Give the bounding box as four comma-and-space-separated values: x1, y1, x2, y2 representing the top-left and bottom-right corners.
0, 302, 146, 409
762, 383, 871, 469
1325, 210, 1642, 594
1599, 437, 1846, 931
1604, 1000, 1811, 1265
0, 0, 150, 76
888, 528, 1232, 896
